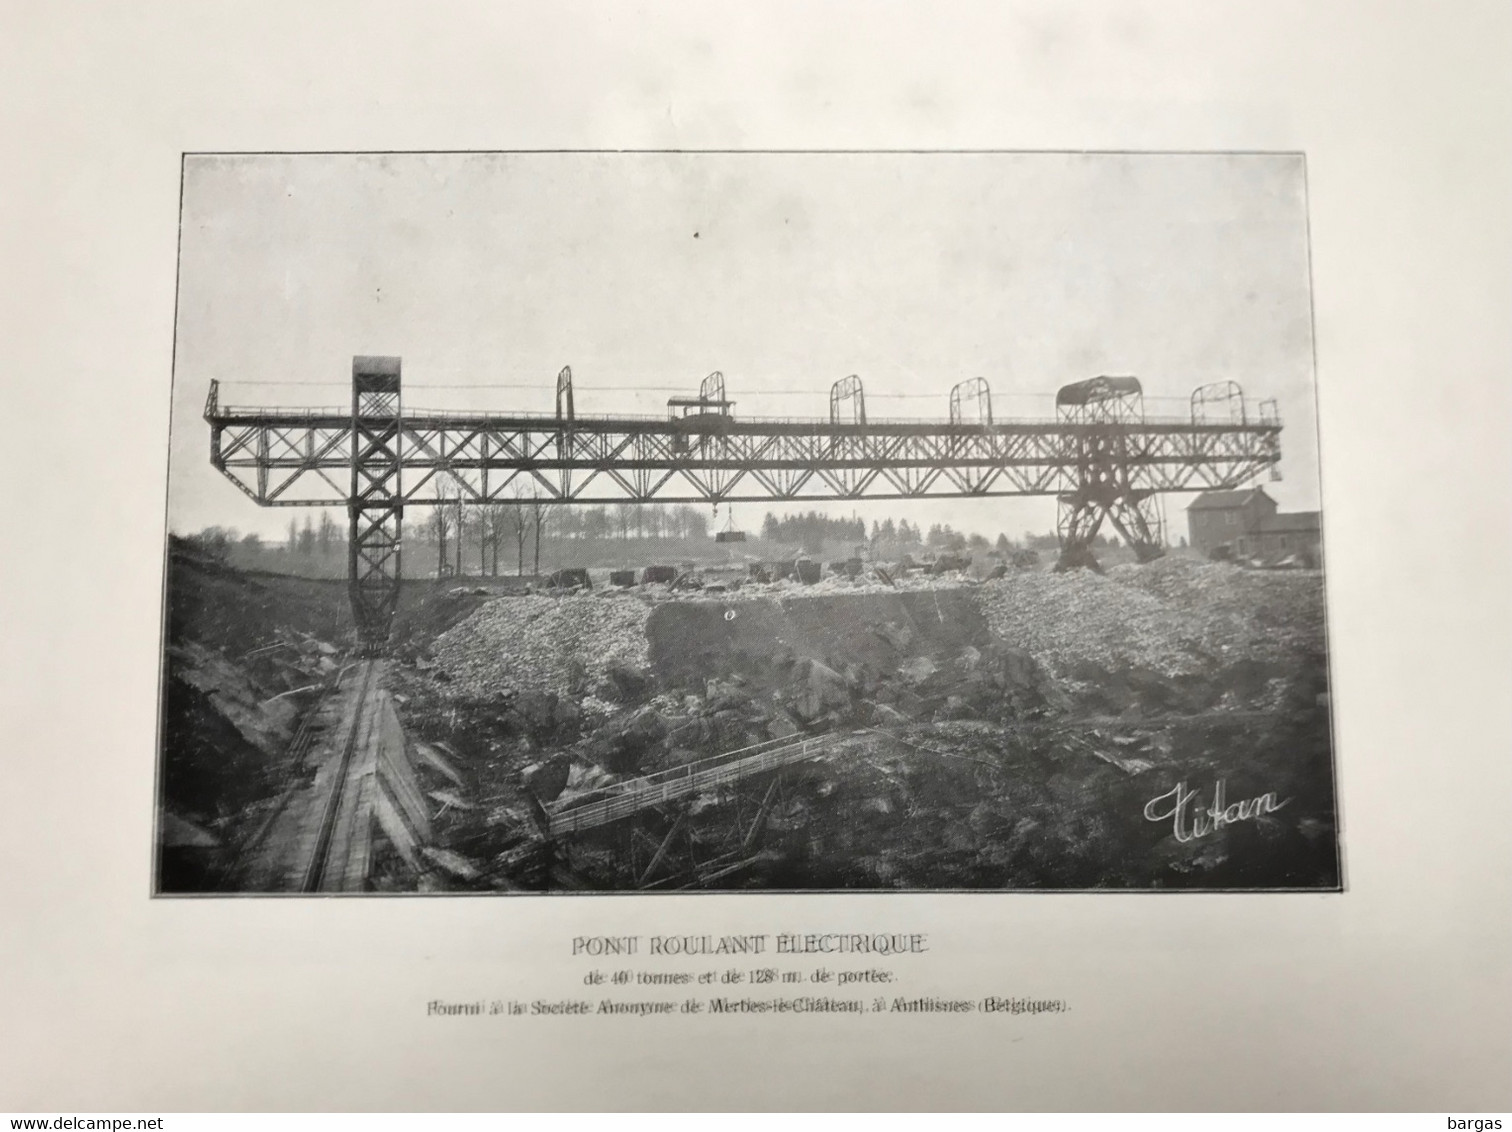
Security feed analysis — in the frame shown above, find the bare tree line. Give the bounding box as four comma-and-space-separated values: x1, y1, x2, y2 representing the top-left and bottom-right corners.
425, 480, 548, 579
420, 481, 716, 577
191, 488, 1094, 582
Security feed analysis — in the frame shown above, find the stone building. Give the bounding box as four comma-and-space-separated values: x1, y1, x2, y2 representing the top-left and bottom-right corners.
1186, 487, 1321, 562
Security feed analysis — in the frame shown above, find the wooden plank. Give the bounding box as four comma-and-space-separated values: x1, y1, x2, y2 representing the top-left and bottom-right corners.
377, 698, 432, 843
333, 772, 376, 893
373, 784, 420, 872
318, 668, 382, 893
378, 750, 430, 842
742, 777, 781, 853
686, 854, 767, 888
637, 811, 688, 887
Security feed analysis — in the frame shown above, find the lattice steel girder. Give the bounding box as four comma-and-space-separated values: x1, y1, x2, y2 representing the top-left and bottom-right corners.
208, 403, 1280, 507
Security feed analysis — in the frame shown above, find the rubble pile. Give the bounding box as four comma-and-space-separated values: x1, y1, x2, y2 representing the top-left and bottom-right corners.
387, 553, 1335, 892
1107, 557, 1327, 661
425, 559, 1322, 707
431, 593, 652, 698
975, 570, 1216, 677
614, 569, 978, 605
253, 627, 344, 690
978, 558, 1326, 677
756, 571, 969, 597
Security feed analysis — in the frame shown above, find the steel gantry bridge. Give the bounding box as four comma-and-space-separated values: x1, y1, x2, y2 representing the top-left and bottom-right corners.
205, 357, 1282, 649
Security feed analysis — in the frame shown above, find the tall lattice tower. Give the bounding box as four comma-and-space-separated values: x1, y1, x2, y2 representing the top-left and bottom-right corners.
348, 356, 403, 651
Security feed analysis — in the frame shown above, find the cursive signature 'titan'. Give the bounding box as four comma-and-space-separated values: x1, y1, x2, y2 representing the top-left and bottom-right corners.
1143, 779, 1289, 843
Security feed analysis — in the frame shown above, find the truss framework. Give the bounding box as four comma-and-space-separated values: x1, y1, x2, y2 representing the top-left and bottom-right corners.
205, 364, 1283, 608
209, 403, 1279, 508
346, 358, 403, 651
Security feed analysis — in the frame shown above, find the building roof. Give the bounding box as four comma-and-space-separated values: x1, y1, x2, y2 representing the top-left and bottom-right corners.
1186, 487, 1273, 512
1257, 511, 1321, 533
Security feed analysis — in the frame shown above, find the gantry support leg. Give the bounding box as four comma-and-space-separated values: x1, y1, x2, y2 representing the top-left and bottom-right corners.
1054, 422, 1167, 570
348, 356, 404, 654
1055, 490, 1166, 571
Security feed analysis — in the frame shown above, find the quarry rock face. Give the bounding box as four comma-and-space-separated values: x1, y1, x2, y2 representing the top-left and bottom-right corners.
790, 658, 851, 723
169, 641, 297, 760
161, 539, 1334, 894
405, 558, 1330, 890
431, 594, 651, 698
521, 754, 571, 804
160, 641, 302, 824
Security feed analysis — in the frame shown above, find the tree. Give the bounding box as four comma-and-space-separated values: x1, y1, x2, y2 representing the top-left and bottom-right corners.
968, 532, 990, 552
483, 505, 506, 575
427, 509, 443, 577
317, 510, 340, 556
511, 506, 527, 574
431, 475, 460, 577
298, 514, 316, 556
449, 489, 465, 578
191, 526, 236, 561
671, 504, 711, 540
461, 504, 487, 575
509, 482, 531, 574
530, 490, 550, 576
581, 506, 609, 541
802, 529, 825, 555
995, 533, 1012, 555
286, 517, 298, 554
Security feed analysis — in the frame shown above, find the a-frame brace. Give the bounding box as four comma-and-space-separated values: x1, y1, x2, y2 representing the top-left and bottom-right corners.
1055, 423, 1166, 570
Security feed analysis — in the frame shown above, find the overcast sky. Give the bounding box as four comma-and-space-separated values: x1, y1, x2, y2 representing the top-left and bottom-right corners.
169, 150, 1320, 543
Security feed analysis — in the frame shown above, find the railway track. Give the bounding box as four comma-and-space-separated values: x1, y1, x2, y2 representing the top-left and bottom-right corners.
240, 659, 433, 893
299, 660, 381, 892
